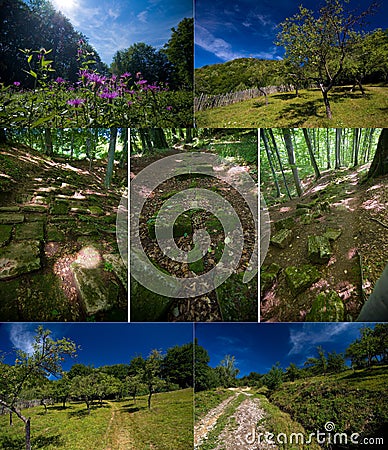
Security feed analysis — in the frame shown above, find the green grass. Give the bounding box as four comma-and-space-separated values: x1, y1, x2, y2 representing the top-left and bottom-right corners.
270, 365, 388, 440
195, 85, 388, 127
0, 389, 193, 450
194, 388, 236, 423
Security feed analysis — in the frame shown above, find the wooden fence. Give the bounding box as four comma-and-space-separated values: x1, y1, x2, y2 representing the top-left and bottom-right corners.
194, 85, 294, 112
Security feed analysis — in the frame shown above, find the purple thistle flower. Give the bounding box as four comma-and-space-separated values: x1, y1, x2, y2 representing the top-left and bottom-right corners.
166, 106, 173, 111
55, 77, 65, 84
127, 101, 133, 106
137, 79, 148, 85
120, 72, 131, 78
98, 91, 119, 99
67, 98, 85, 107
13, 81, 21, 87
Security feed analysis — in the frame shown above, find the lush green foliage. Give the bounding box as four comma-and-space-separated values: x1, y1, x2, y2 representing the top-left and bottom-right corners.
260, 128, 381, 202
195, 58, 283, 95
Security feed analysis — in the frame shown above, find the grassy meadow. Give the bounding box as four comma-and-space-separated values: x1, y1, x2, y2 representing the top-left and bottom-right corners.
195, 85, 388, 128
0, 389, 193, 450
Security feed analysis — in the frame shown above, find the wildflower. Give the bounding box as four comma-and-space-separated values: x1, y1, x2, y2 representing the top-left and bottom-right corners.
98, 91, 119, 99
120, 72, 131, 78
55, 77, 65, 84
136, 80, 148, 86
67, 98, 85, 107
166, 106, 173, 111
13, 81, 21, 87
84, 72, 106, 85
127, 101, 133, 106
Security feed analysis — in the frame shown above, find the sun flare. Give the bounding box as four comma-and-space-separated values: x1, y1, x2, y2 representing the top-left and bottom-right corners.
52, 0, 78, 14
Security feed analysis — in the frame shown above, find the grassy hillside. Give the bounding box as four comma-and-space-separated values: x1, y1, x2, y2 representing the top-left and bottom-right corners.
195, 85, 388, 128
271, 365, 388, 444
0, 389, 193, 450
195, 58, 282, 95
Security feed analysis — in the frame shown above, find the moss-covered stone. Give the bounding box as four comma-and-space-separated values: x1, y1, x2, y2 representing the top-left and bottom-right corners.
88, 206, 104, 216
0, 206, 20, 212
130, 276, 173, 321
25, 214, 46, 222
189, 258, 205, 274
324, 228, 342, 242
295, 208, 311, 217
0, 213, 24, 224
215, 272, 258, 321
285, 264, 321, 297
306, 291, 345, 321
15, 222, 44, 241
308, 235, 332, 264
296, 202, 313, 209
0, 240, 41, 280
261, 263, 281, 295
50, 216, 76, 223
102, 254, 128, 290
300, 214, 313, 225
50, 201, 69, 215
270, 229, 293, 249
46, 224, 66, 242
274, 217, 295, 231
0, 279, 22, 320
22, 205, 47, 213
70, 262, 119, 315
0, 224, 12, 247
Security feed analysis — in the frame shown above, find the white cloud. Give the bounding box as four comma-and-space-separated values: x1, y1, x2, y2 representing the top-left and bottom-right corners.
9, 324, 35, 355
137, 10, 148, 23
195, 24, 245, 61
108, 8, 120, 20
288, 323, 357, 356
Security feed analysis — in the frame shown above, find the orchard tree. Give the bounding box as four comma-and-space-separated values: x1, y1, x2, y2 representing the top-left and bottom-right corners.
52, 374, 71, 408
126, 374, 145, 404
142, 349, 165, 409
0, 326, 76, 450
277, 0, 378, 118
71, 373, 97, 414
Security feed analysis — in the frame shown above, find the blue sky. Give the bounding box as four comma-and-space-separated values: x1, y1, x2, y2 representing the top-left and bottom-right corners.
195, 323, 372, 376
45, 0, 192, 64
195, 0, 388, 67
0, 323, 193, 373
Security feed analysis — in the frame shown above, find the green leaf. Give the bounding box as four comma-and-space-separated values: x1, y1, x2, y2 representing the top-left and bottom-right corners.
27, 55, 33, 64
29, 70, 38, 79
42, 60, 53, 67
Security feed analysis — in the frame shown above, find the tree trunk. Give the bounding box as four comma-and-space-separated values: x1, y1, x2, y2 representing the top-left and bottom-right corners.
185, 128, 193, 143
25, 418, 31, 450
320, 86, 333, 119
105, 128, 117, 189
268, 129, 292, 200
0, 128, 7, 144
353, 128, 360, 167
326, 128, 331, 169
148, 391, 152, 410
302, 129, 321, 179
335, 128, 342, 169
367, 129, 388, 179
261, 129, 281, 197
120, 128, 129, 168
44, 128, 53, 156
282, 128, 303, 197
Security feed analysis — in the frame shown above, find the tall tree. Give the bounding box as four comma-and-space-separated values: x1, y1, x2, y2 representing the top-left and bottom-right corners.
367, 128, 388, 179
163, 18, 193, 90
335, 128, 342, 169
302, 128, 321, 179
105, 128, 117, 188
282, 128, 303, 196
262, 129, 281, 197
142, 349, 164, 409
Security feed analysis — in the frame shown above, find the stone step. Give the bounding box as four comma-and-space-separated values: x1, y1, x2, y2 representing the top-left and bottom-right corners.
0, 214, 25, 224
0, 240, 41, 280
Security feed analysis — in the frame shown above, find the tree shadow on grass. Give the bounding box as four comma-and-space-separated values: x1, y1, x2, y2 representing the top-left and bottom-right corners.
120, 403, 147, 414
0, 434, 64, 449
276, 99, 324, 126
343, 366, 388, 380
271, 92, 302, 101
